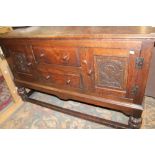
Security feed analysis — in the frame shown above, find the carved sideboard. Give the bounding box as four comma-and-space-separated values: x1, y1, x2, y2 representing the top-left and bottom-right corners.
0, 26, 155, 128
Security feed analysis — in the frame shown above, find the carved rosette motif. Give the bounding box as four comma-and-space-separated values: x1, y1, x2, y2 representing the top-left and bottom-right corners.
95, 56, 126, 89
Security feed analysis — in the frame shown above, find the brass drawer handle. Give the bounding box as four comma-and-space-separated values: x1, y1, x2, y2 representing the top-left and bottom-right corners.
62, 55, 69, 61
27, 62, 32, 66
82, 60, 87, 64
40, 53, 45, 58
66, 79, 71, 84
87, 69, 93, 76
45, 75, 50, 80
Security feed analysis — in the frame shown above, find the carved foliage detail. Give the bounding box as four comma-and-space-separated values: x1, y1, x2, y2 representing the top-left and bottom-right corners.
13, 52, 30, 73
95, 56, 126, 89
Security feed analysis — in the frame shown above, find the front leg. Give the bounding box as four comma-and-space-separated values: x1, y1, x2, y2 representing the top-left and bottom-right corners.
128, 116, 142, 129
17, 87, 28, 101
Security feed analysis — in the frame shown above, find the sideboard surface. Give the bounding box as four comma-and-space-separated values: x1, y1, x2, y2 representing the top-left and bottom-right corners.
0, 26, 155, 128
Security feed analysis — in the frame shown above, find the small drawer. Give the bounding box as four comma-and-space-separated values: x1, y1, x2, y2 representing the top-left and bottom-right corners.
37, 67, 82, 90
32, 46, 80, 67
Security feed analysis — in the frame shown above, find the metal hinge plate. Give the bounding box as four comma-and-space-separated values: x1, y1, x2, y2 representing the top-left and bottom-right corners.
135, 57, 144, 69
131, 85, 139, 95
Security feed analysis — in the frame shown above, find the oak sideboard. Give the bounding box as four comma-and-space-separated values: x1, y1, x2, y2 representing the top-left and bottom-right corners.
0, 26, 155, 128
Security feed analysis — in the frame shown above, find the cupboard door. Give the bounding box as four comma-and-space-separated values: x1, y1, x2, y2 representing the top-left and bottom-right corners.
2, 45, 35, 81
81, 47, 141, 100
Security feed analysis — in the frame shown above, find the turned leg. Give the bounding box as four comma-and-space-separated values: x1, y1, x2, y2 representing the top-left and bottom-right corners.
128, 116, 142, 129
17, 87, 28, 101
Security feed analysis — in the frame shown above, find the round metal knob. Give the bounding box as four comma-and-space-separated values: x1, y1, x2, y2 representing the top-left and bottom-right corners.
66, 79, 71, 84
45, 75, 50, 80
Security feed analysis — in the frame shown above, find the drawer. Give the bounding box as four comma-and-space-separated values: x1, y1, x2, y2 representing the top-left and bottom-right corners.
37, 66, 82, 90
32, 46, 80, 67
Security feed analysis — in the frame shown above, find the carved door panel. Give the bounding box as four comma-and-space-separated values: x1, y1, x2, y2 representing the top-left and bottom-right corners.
2, 45, 35, 81
81, 47, 141, 100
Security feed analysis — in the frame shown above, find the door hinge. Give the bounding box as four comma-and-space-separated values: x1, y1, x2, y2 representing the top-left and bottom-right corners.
131, 85, 139, 95
135, 57, 144, 69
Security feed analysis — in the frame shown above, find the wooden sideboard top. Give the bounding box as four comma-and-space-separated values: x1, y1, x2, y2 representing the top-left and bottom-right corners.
0, 26, 155, 39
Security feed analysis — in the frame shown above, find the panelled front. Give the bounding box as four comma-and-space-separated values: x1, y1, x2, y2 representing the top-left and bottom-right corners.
80, 46, 141, 100
2, 45, 36, 82
1, 39, 142, 103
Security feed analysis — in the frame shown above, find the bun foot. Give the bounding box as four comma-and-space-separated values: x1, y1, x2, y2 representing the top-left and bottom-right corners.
128, 116, 142, 129
17, 87, 28, 101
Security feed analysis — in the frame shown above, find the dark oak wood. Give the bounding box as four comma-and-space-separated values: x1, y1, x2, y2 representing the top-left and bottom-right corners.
0, 26, 155, 128
1, 26, 155, 39
32, 46, 80, 67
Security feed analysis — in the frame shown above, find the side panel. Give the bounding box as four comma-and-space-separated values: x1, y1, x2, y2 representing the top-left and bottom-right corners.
134, 41, 154, 104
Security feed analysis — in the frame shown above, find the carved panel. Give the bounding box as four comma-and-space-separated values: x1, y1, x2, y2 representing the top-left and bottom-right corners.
95, 56, 126, 89
12, 52, 31, 73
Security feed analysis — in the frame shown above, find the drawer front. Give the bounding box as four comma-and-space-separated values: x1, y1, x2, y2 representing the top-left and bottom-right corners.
32, 46, 80, 67
37, 65, 82, 90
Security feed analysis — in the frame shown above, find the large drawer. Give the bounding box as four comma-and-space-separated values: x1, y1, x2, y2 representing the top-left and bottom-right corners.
32, 46, 80, 67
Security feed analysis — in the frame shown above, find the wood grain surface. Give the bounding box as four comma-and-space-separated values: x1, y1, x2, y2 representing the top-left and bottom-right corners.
0, 26, 154, 128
